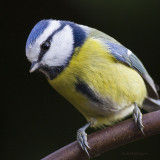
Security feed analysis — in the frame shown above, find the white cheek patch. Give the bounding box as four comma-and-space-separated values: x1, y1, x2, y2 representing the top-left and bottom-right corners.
42, 25, 74, 66
26, 20, 61, 63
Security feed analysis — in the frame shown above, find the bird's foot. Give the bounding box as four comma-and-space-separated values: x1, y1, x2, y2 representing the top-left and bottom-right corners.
77, 122, 92, 157
133, 103, 144, 135
77, 128, 90, 157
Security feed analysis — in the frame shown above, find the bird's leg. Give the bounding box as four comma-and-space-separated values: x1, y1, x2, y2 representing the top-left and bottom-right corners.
133, 102, 144, 135
77, 120, 95, 157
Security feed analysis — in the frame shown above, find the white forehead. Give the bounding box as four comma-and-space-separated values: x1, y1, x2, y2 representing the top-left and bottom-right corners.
42, 25, 74, 66
26, 20, 61, 62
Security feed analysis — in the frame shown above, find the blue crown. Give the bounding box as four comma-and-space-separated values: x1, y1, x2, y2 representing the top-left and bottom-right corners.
26, 19, 50, 49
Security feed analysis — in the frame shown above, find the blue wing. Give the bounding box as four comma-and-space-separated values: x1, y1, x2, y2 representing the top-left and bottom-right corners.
106, 41, 159, 99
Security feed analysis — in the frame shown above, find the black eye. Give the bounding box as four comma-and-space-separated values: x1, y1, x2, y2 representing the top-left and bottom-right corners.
41, 41, 50, 51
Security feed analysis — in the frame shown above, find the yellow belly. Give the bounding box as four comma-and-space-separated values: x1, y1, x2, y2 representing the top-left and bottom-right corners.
48, 38, 147, 127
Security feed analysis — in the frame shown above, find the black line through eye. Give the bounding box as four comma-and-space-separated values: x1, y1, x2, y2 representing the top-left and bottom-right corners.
41, 41, 50, 51
37, 41, 51, 62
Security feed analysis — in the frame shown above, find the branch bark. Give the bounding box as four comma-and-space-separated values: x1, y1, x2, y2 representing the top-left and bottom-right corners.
42, 110, 160, 160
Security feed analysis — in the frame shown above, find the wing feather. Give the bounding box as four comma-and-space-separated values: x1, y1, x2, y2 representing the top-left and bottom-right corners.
105, 41, 159, 99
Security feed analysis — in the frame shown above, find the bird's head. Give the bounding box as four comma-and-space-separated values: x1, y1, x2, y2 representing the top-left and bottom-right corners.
26, 19, 88, 79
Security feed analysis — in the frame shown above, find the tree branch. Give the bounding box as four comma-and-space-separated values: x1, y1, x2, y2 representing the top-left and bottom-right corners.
42, 110, 160, 160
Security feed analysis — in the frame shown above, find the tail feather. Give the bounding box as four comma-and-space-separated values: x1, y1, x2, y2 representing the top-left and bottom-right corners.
143, 97, 160, 112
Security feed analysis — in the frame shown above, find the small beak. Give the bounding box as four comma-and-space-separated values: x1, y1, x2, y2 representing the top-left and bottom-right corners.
29, 62, 40, 73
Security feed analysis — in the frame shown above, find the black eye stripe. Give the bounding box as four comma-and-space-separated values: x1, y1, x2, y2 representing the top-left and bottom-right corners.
37, 24, 66, 63
37, 41, 50, 62
41, 41, 50, 51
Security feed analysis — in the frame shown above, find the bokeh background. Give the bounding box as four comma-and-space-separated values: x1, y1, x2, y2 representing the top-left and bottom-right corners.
4, 0, 160, 159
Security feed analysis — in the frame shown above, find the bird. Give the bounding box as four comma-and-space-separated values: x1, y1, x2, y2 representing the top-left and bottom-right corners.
25, 19, 160, 157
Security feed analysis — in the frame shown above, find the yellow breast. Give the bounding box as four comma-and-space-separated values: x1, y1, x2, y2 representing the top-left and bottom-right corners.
48, 38, 147, 127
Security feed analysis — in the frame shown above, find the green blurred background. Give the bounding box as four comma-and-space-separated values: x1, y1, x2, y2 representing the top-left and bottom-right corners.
4, 0, 160, 159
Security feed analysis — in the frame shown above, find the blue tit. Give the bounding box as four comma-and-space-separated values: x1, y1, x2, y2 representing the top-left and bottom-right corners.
25, 19, 160, 156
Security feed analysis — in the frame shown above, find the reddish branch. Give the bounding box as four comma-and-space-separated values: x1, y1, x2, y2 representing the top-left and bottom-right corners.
42, 110, 160, 160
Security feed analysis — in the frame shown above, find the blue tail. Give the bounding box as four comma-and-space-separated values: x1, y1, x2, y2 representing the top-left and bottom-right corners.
143, 97, 160, 112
